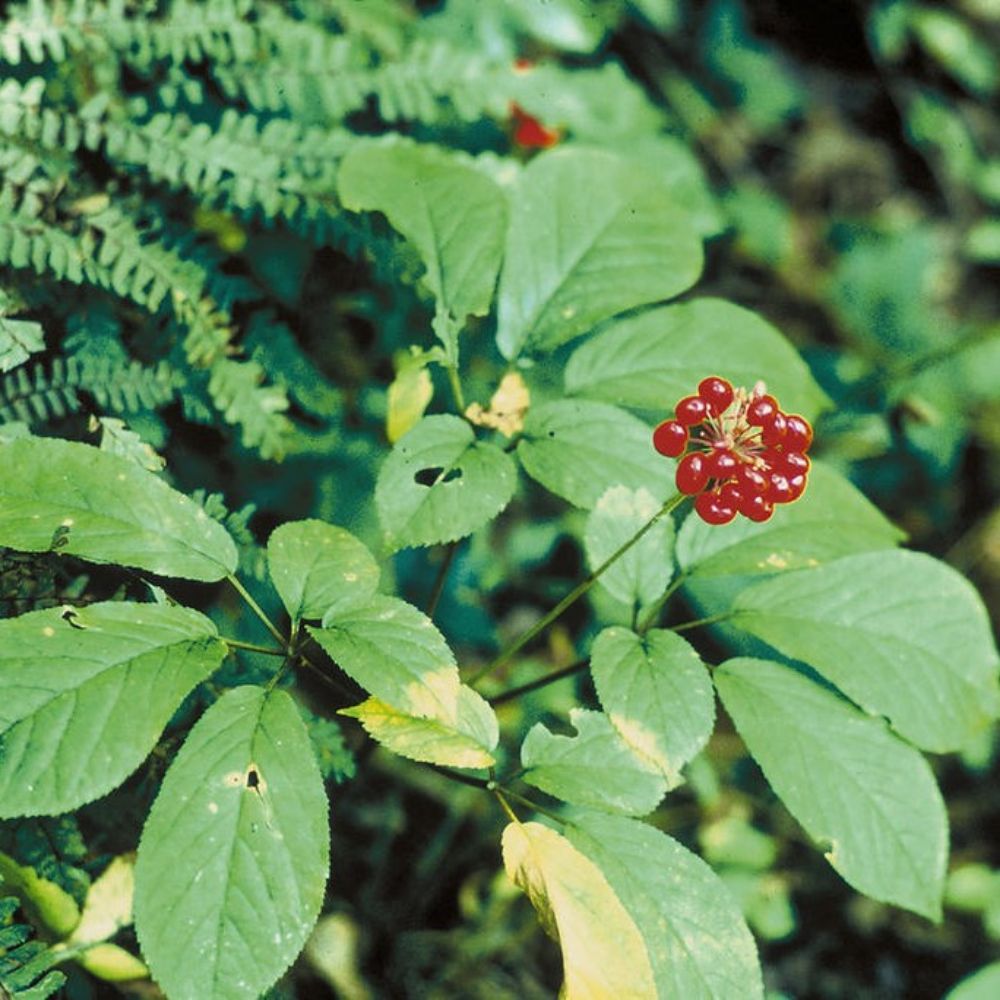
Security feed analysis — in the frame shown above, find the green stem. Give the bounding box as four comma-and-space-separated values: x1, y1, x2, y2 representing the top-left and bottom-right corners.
227, 574, 288, 649
636, 572, 689, 634
426, 542, 458, 618
501, 787, 566, 826
470, 492, 688, 685
446, 364, 466, 412
223, 637, 286, 656
672, 610, 733, 633
488, 657, 588, 707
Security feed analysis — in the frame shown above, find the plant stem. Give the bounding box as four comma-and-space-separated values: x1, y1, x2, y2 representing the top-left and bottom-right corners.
223, 637, 287, 656
470, 492, 688, 685
500, 787, 566, 826
426, 541, 458, 618
446, 364, 466, 412
672, 610, 733, 632
488, 657, 588, 706
636, 572, 689, 634
493, 788, 519, 824
227, 573, 288, 649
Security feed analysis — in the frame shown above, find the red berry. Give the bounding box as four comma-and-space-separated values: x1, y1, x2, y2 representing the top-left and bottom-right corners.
747, 395, 778, 426
767, 473, 793, 504
783, 414, 813, 451
736, 465, 768, 494
741, 493, 775, 522
719, 480, 745, 509
760, 411, 787, 446
676, 453, 710, 494
697, 376, 734, 416
785, 472, 807, 501
675, 395, 709, 426
695, 490, 737, 525
780, 452, 810, 476
706, 448, 738, 480
652, 419, 688, 457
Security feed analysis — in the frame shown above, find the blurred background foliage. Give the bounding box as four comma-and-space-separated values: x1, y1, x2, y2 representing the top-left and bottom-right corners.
1, 0, 999, 997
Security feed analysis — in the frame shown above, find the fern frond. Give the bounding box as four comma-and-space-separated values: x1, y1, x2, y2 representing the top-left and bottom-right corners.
0, 896, 65, 1000
207, 356, 291, 460
0, 356, 178, 425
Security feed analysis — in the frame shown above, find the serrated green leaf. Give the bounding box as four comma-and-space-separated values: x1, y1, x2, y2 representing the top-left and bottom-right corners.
375, 414, 517, 549
134, 686, 329, 1000
731, 551, 1000, 752
0, 602, 225, 817
496, 147, 703, 359
517, 400, 673, 509
676, 461, 904, 578
309, 595, 460, 721
945, 962, 1000, 1000
521, 708, 667, 816
584, 486, 673, 607
715, 658, 947, 919
340, 685, 498, 769
0, 437, 237, 581
590, 627, 714, 787
564, 298, 828, 418
501, 820, 656, 998
267, 519, 379, 623
338, 141, 507, 360
566, 811, 763, 999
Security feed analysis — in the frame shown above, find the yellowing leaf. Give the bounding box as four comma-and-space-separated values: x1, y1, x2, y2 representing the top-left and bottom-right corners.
387, 362, 434, 443
0, 850, 81, 938
68, 855, 136, 947
465, 372, 530, 438
76, 943, 149, 982
501, 821, 655, 999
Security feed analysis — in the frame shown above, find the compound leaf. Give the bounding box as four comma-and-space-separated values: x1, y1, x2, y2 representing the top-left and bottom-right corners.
567, 811, 763, 999
496, 147, 703, 359
731, 551, 1000, 752
521, 708, 666, 816
715, 658, 947, 919
0, 437, 237, 581
340, 685, 498, 769
590, 627, 715, 787
0, 602, 225, 818
565, 297, 827, 418
134, 686, 329, 1000
375, 414, 517, 549
267, 519, 379, 623
501, 820, 656, 999
310, 595, 460, 721
517, 400, 672, 509
676, 461, 904, 578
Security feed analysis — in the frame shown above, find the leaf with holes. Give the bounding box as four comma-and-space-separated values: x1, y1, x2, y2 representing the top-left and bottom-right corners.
564, 297, 828, 418
338, 140, 507, 361
0, 602, 225, 818
267, 519, 379, 624
566, 810, 764, 999
375, 414, 517, 549
0, 437, 237, 581
676, 461, 904, 578
517, 400, 673, 509
715, 658, 947, 919
730, 551, 1000, 752
340, 686, 498, 769
521, 708, 667, 816
583, 486, 673, 608
496, 147, 703, 359
501, 820, 656, 998
134, 686, 329, 1000
310, 595, 461, 722
589, 627, 714, 788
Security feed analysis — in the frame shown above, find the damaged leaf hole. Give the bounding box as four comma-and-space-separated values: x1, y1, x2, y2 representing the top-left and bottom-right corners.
413, 466, 463, 487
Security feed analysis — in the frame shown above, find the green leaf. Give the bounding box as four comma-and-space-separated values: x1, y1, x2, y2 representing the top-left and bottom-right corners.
715, 658, 947, 919
134, 686, 329, 1000
375, 414, 517, 549
676, 461, 905, 578
564, 298, 828, 419
583, 486, 673, 608
340, 685, 498, 769
337, 140, 507, 359
267, 519, 379, 624
501, 820, 656, 998
731, 551, 1000, 752
309, 595, 460, 721
0, 315, 44, 373
521, 708, 667, 816
566, 811, 763, 999
496, 147, 704, 359
945, 962, 1000, 1000
590, 627, 715, 787
0, 602, 225, 818
0, 437, 237, 582
517, 400, 672, 509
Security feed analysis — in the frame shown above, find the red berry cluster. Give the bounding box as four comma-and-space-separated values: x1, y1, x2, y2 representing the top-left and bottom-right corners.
652, 376, 813, 525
